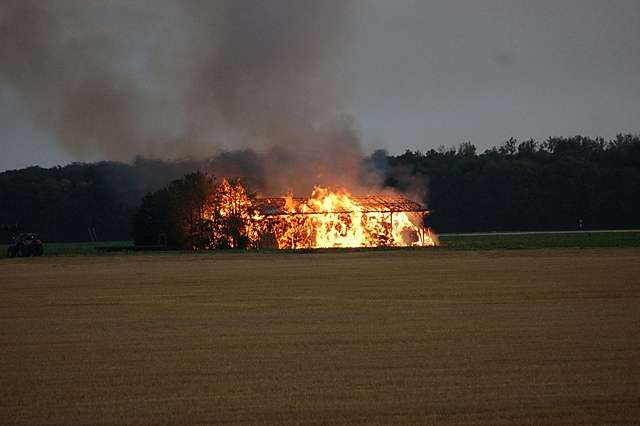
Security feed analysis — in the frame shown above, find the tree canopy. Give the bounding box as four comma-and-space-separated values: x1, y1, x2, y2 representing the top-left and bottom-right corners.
381, 134, 640, 232
133, 173, 259, 249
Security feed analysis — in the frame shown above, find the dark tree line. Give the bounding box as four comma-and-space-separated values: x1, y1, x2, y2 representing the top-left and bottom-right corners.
1, 134, 639, 243
0, 158, 197, 243
382, 134, 640, 232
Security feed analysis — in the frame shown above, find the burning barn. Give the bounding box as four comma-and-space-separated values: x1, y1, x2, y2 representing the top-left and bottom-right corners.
137, 177, 437, 250
252, 187, 437, 249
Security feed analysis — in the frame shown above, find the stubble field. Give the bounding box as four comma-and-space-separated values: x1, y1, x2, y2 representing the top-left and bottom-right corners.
1, 249, 639, 424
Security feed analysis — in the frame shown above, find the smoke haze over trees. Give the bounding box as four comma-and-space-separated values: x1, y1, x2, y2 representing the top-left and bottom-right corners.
0, 0, 356, 181
4, 1, 639, 170
1, 135, 639, 243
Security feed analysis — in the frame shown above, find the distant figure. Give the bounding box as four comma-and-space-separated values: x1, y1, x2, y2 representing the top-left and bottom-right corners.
578, 219, 584, 230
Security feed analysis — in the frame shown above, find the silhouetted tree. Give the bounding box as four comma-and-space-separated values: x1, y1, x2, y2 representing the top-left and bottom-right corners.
133, 172, 215, 248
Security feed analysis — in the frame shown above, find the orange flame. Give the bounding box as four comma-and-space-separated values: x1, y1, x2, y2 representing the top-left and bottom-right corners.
261, 186, 437, 249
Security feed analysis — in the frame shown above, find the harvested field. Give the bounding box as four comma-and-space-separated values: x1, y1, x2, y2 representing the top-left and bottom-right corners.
1, 249, 639, 424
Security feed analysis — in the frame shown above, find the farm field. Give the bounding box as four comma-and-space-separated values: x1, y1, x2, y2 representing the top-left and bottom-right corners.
1, 249, 639, 424
3, 230, 640, 257
439, 230, 640, 250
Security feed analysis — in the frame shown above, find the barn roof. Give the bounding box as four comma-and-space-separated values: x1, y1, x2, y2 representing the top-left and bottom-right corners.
255, 195, 428, 216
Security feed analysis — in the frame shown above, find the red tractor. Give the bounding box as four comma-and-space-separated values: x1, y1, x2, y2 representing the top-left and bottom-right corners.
7, 233, 44, 257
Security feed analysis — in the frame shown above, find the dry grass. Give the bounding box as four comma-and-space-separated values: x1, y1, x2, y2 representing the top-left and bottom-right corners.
1, 249, 639, 424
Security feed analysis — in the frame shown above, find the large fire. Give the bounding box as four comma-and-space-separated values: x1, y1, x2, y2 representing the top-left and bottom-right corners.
203, 179, 437, 249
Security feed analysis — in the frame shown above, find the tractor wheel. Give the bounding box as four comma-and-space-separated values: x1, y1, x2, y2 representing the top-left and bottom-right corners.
34, 246, 43, 256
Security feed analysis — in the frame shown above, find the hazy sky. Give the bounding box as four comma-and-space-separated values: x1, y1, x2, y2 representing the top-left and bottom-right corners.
1, 0, 639, 171
349, 0, 640, 154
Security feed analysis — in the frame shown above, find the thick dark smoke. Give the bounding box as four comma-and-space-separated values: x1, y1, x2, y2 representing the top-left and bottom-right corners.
0, 0, 369, 194
203, 116, 369, 195
0, 2, 142, 159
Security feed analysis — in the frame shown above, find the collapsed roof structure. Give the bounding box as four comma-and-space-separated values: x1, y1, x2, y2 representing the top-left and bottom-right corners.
255, 195, 429, 216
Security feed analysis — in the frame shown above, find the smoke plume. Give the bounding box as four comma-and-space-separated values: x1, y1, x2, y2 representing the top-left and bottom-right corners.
0, 1, 366, 193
